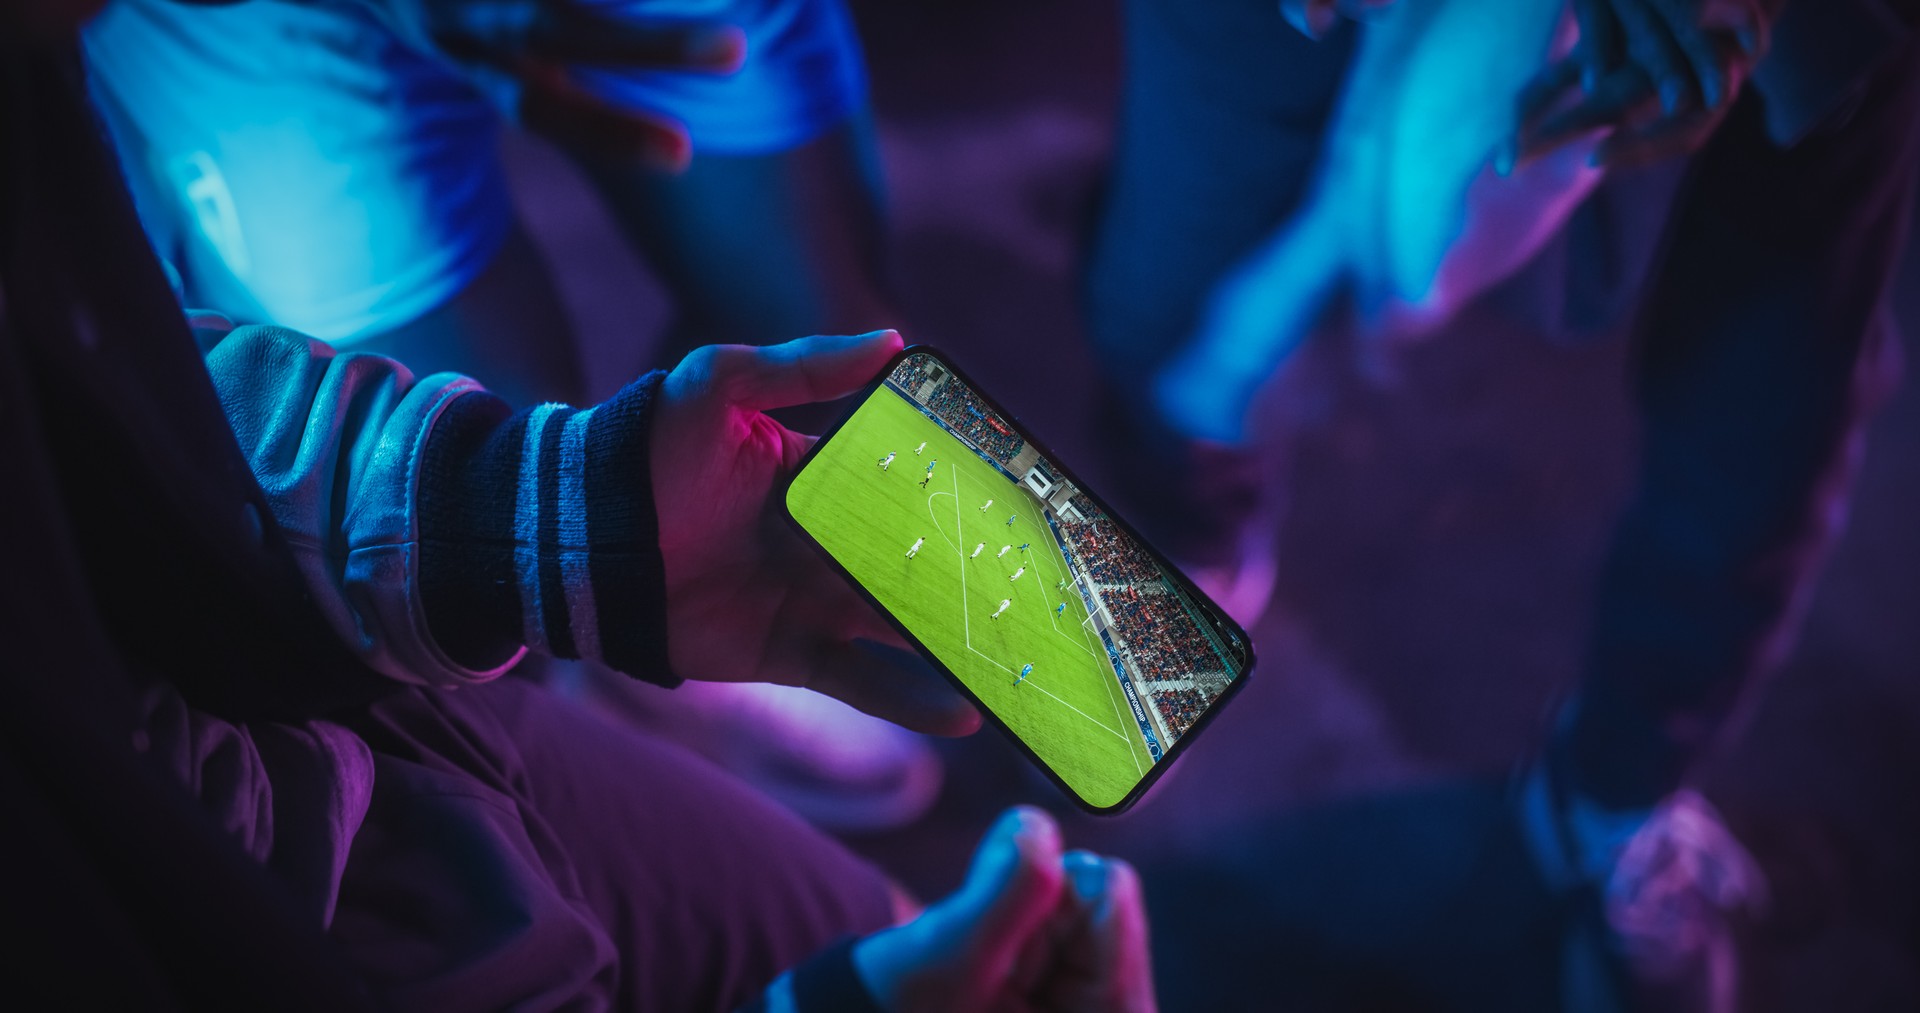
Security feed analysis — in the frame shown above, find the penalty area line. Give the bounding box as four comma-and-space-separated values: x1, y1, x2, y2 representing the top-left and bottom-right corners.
967, 649, 1137, 761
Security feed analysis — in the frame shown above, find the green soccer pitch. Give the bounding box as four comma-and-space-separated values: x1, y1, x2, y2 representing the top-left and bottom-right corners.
786, 384, 1155, 809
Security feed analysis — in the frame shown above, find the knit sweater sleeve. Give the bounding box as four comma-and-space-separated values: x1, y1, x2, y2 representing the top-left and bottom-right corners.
206, 324, 677, 688
414, 372, 679, 685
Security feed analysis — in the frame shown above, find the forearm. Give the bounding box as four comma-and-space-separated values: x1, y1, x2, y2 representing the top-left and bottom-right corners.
416, 371, 679, 683
206, 324, 679, 687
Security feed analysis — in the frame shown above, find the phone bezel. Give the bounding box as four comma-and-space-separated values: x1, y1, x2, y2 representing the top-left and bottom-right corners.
778, 343, 1257, 815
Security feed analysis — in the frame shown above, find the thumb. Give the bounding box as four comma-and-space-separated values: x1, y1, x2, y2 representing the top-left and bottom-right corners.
1062, 853, 1158, 1013
931, 806, 1066, 972
853, 807, 1066, 1010
718, 330, 905, 413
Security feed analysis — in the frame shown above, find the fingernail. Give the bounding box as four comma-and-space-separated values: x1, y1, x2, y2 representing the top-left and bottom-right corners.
1008, 805, 1059, 851
627, 119, 691, 172
1279, 4, 1315, 39
691, 26, 747, 71
1063, 851, 1107, 903
1306, 4, 1338, 38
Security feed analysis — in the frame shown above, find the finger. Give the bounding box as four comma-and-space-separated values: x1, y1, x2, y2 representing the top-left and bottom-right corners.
1516, 56, 1584, 131
1516, 66, 1651, 165
1614, 0, 1692, 114
1064, 850, 1110, 909
1096, 858, 1158, 1013
1502, 57, 1583, 174
1700, 0, 1767, 59
847, 603, 914, 654
806, 638, 982, 736
526, 13, 745, 71
1278, 0, 1340, 40
1040, 854, 1159, 1013
715, 329, 905, 413
794, 539, 914, 651
1646, 0, 1727, 109
518, 63, 691, 170
850, 808, 1065, 1010
1570, 0, 1623, 93
941, 807, 1067, 964
1590, 106, 1720, 169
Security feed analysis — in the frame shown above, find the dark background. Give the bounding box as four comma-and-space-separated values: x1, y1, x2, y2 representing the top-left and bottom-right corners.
503, 1, 1920, 1005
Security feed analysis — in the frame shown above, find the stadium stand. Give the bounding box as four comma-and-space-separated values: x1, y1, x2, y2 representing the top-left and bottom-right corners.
1060, 519, 1157, 587
1051, 507, 1235, 741
923, 381, 1025, 463
887, 355, 936, 397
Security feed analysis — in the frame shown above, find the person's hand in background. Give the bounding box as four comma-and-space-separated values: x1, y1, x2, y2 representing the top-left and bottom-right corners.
1277, 0, 1401, 41
1509, 0, 1773, 171
378, 0, 746, 169
854, 806, 1158, 1013
649, 330, 981, 737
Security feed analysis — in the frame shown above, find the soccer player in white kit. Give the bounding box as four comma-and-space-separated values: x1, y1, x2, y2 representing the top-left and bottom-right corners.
990, 598, 1012, 620
1009, 566, 1026, 582
915, 441, 927, 455
970, 543, 985, 559
996, 545, 1011, 558
878, 452, 896, 471
979, 498, 993, 512
905, 536, 924, 559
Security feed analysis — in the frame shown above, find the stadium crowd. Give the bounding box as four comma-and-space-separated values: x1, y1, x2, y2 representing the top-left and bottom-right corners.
1106, 588, 1227, 680
918, 376, 1027, 463
886, 354, 939, 397
1151, 686, 1212, 739
1062, 518, 1159, 587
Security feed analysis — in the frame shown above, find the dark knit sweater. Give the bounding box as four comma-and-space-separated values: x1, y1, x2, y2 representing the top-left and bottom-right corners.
417, 376, 679, 686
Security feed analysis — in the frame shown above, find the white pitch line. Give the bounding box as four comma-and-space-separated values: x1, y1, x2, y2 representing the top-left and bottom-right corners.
945, 460, 1138, 770
966, 646, 1134, 748
1030, 563, 1100, 662
1038, 521, 1149, 772
952, 464, 971, 648
1038, 562, 1145, 770
1032, 522, 1098, 656
927, 491, 962, 556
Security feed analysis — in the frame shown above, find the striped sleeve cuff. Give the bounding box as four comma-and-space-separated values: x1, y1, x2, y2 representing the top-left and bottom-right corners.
416, 372, 679, 686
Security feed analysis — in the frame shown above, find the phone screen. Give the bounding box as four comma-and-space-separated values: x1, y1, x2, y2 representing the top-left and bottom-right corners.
783, 347, 1254, 813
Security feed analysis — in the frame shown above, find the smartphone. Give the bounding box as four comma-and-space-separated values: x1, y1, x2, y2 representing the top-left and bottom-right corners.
782, 346, 1255, 813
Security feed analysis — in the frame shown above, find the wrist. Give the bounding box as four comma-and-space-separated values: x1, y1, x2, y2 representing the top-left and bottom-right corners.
416, 372, 680, 684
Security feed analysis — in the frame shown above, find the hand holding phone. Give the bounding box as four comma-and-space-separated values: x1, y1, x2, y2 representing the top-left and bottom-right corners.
649, 330, 981, 737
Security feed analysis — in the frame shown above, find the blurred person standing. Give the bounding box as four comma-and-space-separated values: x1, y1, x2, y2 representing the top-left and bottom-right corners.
83, 0, 892, 408
1085, 0, 1920, 1007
